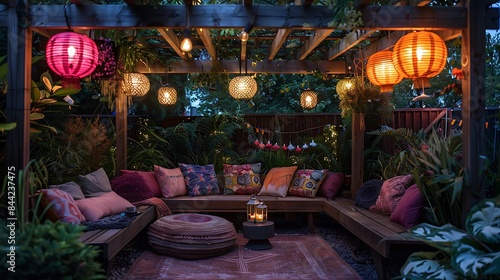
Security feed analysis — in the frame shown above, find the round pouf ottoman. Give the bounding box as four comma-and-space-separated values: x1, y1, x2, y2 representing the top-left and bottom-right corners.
148, 213, 237, 259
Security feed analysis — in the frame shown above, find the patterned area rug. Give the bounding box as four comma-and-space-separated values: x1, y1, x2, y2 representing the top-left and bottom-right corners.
125, 234, 362, 280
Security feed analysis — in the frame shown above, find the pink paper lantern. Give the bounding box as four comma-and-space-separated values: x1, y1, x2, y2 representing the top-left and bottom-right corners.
46, 32, 98, 89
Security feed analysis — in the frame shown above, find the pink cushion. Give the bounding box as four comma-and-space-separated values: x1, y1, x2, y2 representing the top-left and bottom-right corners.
317, 172, 345, 199
41, 189, 86, 224
390, 184, 425, 228
370, 174, 413, 214
111, 172, 155, 202
75, 191, 134, 221
288, 169, 327, 198
223, 163, 262, 195
154, 165, 187, 198
121, 170, 161, 197
258, 166, 298, 197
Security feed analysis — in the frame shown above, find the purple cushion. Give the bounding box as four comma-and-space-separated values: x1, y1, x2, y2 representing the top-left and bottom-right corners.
317, 172, 345, 199
179, 163, 220, 197
121, 170, 161, 197
355, 179, 383, 209
111, 172, 155, 202
390, 184, 425, 229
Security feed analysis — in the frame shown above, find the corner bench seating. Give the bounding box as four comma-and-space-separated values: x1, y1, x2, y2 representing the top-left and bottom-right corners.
78, 205, 156, 274
162, 194, 424, 280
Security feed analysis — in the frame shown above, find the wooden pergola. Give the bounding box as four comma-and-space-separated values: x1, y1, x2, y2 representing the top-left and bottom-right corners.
2, 0, 496, 216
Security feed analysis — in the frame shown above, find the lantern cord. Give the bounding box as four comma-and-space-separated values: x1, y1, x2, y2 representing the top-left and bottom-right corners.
64, 3, 72, 31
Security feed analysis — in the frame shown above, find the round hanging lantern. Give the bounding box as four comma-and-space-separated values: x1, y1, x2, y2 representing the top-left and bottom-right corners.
158, 86, 177, 105
366, 50, 403, 93
122, 73, 150, 96
46, 32, 98, 89
229, 76, 258, 100
392, 31, 447, 89
300, 89, 318, 109
336, 77, 357, 98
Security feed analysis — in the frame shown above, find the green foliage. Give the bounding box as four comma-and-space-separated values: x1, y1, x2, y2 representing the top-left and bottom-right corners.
399, 196, 500, 280
0, 220, 105, 280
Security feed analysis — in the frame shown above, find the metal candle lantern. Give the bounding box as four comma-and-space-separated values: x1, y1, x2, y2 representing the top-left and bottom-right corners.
246, 194, 260, 222
256, 201, 267, 223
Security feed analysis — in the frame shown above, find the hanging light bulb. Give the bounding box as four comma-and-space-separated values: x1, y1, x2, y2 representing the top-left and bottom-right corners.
180, 29, 193, 52
158, 86, 177, 105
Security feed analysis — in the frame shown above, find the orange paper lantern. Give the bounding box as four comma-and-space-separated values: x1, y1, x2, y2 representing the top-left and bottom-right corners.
366, 50, 403, 93
392, 31, 447, 89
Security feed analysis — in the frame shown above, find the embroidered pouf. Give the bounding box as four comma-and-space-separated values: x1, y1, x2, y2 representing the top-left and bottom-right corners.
148, 213, 237, 259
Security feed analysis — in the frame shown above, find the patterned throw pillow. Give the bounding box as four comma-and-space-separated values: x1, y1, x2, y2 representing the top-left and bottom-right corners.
40, 189, 86, 224
369, 174, 414, 214
178, 163, 220, 197
111, 172, 155, 202
120, 170, 162, 197
288, 169, 327, 198
258, 166, 298, 197
154, 165, 187, 198
317, 172, 345, 199
223, 163, 262, 195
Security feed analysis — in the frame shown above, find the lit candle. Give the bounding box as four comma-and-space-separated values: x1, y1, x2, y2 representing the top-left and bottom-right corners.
249, 214, 255, 220
256, 214, 263, 222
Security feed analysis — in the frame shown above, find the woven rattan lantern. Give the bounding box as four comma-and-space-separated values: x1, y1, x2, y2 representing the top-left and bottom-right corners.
392, 31, 447, 89
366, 50, 403, 93
300, 89, 318, 109
229, 76, 257, 100
158, 86, 177, 105
122, 73, 150, 96
336, 77, 357, 98
46, 32, 98, 89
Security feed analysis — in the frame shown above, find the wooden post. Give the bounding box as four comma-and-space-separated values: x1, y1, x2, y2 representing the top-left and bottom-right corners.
115, 85, 128, 173
5, 0, 31, 221
461, 0, 487, 220
351, 112, 364, 199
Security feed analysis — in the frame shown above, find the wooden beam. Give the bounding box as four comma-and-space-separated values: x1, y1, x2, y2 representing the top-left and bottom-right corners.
115, 84, 127, 173
157, 28, 188, 60
196, 28, 217, 60
241, 39, 247, 62
22, 5, 499, 30
297, 29, 331, 60
267, 28, 291, 60
135, 59, 347, 74
461, 0, 487, 219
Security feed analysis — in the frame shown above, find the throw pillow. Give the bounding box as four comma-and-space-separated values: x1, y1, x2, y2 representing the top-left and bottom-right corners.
111, 172, 155, 202
75, 191, 134, 221
178, 163, 220, 197
317, 172, 345, 199
258, 166, 298, 197
154, 166, 187, 198
77, 168, 112, 198
223, 163, 262, 195
369, 174, 414, 214
288, 169, 327, 198
120, 170, 162, 197
49, 181, 85, 200
390, 184, 425, 229
40, 189, 86, 224
355, 179, 383, 209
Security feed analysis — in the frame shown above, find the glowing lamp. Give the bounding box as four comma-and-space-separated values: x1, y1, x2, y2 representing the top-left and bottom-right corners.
180, 29, 193, 53
122, 73, 150, 96
229, 76, 258, 100
256, 201, 267, 223
46, 32, 98, 89
300, 89, 318, 109
158, 86, 177, 105
247, 194, 260, 222
366, 50, 403, 93
392, 31, 447, 89
336, 77, 357, 97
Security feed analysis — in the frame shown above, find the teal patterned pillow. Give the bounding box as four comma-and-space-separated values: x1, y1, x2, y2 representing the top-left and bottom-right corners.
178, 163, 220, 197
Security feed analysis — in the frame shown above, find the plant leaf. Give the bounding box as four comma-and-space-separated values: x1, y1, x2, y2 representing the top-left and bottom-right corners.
52, 87, 80, 97
0, 122, 16, 132
451, 238, 500, 278
41, 72, 53, 91
409, 223, 468, 253
400, 251, 459, 280
30, 112, 45, 121
31, 80, 41, 103
466, 198, 500, 245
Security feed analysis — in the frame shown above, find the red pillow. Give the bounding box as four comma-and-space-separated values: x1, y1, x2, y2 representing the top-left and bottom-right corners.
120, 170, 161, 197
317, 172, 345, 199
370, 174, 413, 214
112, 172, 155, 202
390, 184, 424, 229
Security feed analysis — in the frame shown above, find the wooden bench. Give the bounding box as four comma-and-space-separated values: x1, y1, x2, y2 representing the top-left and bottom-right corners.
163, 195, 425, 279
79, 205, 156, 274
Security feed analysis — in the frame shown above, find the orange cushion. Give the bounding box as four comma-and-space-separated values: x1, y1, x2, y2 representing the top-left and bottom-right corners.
258, 166, 298, 197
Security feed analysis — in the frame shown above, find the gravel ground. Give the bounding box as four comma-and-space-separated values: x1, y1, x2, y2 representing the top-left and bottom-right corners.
108, 212, 405, 280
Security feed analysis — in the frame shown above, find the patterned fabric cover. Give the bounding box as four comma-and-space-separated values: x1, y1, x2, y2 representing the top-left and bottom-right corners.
288, 169, 327, 198
178, 163, 220, 197
223, 163, 262, 195
258, 166, 298, 197
369, 174, 414, 214
154, 166, 187, 198
40, 189, 86, 224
